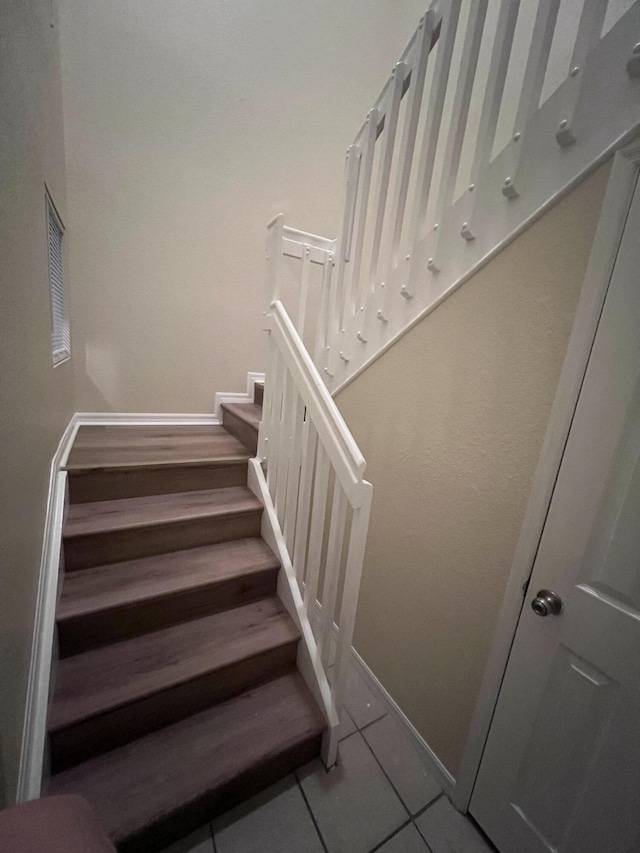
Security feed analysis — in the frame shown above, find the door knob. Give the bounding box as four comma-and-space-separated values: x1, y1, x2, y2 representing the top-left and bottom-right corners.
531, 589, 563, 617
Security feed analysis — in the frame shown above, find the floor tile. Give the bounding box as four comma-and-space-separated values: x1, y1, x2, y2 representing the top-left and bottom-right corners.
344, 666, 387, 729
363, 715, 441, 814
298, 731, 407, 853
415, 797, 494, 853
376, 823, 431, 852
212, 775, 323, 853
338, 707, 357, 740
157, 825, 214, 853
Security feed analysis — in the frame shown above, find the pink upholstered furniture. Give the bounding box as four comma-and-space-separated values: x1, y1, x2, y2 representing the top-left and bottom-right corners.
0, 794, 116, 852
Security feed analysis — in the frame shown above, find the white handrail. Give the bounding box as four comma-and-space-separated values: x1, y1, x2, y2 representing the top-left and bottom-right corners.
258, 295, 372, 767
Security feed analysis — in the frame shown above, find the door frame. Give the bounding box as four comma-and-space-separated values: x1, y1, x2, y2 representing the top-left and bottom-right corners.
452, 134, 640, 812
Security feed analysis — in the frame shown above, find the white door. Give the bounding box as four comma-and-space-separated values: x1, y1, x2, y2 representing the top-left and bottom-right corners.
470, 177, 640, 853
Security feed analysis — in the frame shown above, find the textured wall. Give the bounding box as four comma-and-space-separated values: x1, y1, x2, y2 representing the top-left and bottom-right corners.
58, 0, 427, 412
336, 161, 611, 778
0, 0, 74, 804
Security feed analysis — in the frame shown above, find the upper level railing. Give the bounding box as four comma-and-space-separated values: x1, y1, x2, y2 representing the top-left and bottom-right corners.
266, 0, 640, 391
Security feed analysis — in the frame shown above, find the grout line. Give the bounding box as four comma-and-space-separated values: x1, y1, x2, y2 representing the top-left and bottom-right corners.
336, 727, 361, 746
295, 771, 330, 853
412, 791, 444, 821
359, 729, 411, 821
356, 711, 387, 734
366, 817, 413, 853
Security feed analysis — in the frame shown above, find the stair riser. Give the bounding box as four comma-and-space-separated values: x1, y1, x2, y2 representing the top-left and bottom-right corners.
63, 510, 262, 571
221, 410, 258, 455
68, 462, 249, 504
57, 567, 279, 657
49, 645, 298, 773
118, 733, 323, 853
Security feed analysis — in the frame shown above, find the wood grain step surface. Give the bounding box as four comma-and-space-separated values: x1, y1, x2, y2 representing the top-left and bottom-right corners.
49, 673, 326, 852
63, 487, 262, 570
49, 597, 299, 771
66, 425, 251, 503
66, 425, 250, 467
67, 460, 250, 504
221, 403, 262, 455
57, 538, 280, 656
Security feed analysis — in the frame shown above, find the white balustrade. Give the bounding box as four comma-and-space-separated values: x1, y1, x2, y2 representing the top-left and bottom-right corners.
257, 299, 372, 767
256, 0, 640, 766
263, 0, 640, 393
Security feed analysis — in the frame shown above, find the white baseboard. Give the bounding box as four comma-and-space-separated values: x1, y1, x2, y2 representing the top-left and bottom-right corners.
75, 412, 220, 426
215, 372, 265, 420
16, 407, 222, 802
16, 413, 78, 802
349, 648, 456, 796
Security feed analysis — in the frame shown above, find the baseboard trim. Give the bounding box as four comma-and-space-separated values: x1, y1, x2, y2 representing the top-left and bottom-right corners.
215, 373, 265, 420
16, 414, 78, 802
75, 412, 220, 426
349, 648, 456, 796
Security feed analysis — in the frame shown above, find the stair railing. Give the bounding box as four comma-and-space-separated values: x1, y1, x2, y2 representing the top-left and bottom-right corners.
252, 292, 372, 767
265, 0, 640, 392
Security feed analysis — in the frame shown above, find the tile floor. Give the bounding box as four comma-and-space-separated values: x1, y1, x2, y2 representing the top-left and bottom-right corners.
160, 666, 496, 853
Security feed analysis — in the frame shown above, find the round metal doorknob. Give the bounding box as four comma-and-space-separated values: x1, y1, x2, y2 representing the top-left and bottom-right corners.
531, 589, 563, 617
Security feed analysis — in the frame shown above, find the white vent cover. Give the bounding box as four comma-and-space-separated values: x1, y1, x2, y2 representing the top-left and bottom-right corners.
46, 193, 70, 365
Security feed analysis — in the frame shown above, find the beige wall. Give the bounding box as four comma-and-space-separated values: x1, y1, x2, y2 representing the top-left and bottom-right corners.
336, 162, 611, 778
58, 0, 427, 412
0, 0, 76, 804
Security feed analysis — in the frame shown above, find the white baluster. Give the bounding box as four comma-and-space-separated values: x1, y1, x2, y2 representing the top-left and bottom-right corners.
293, 419, 317, 587
313, 251, 334, 370
463, 0, 521, 231
283, 391, 305, 554
431, 0, 488, 254
362, 63, 406, 344
410, 0, 462, 248
266, 349, 285, 496
264, 213, 284, 317
327, 146, 361, 376
345, 108, 379, 329
329, 482, 373, 753
303, 443, 331, 619
318, 481, 348, 669
257, 332, 278, 463
555, 0, 606, 148
274, 370, 294, 525
502, 0, 560, 199
297, 244, 311, 336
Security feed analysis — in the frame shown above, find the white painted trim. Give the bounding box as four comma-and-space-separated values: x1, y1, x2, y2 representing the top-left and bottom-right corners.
75, 412, 220, 426
17, 406, 225, 801
246, 372, 265, 401
214, 392, 250, 421
452, 137, 640, 812
16, 413, 79, 802
215, 372, 265, 420
246, 459, 339, 753
350, 648, 456, 795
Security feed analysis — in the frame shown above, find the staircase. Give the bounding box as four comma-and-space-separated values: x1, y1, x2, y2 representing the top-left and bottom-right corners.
47, 383, 326, 851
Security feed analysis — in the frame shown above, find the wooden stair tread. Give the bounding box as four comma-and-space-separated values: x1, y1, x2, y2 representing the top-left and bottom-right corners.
49, 672, 326, 847
64, 486, 261, 538
66, 425, 250, 468
221, 402, 262, 429
57, 539, 279, 622
49, 597, 298, 732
